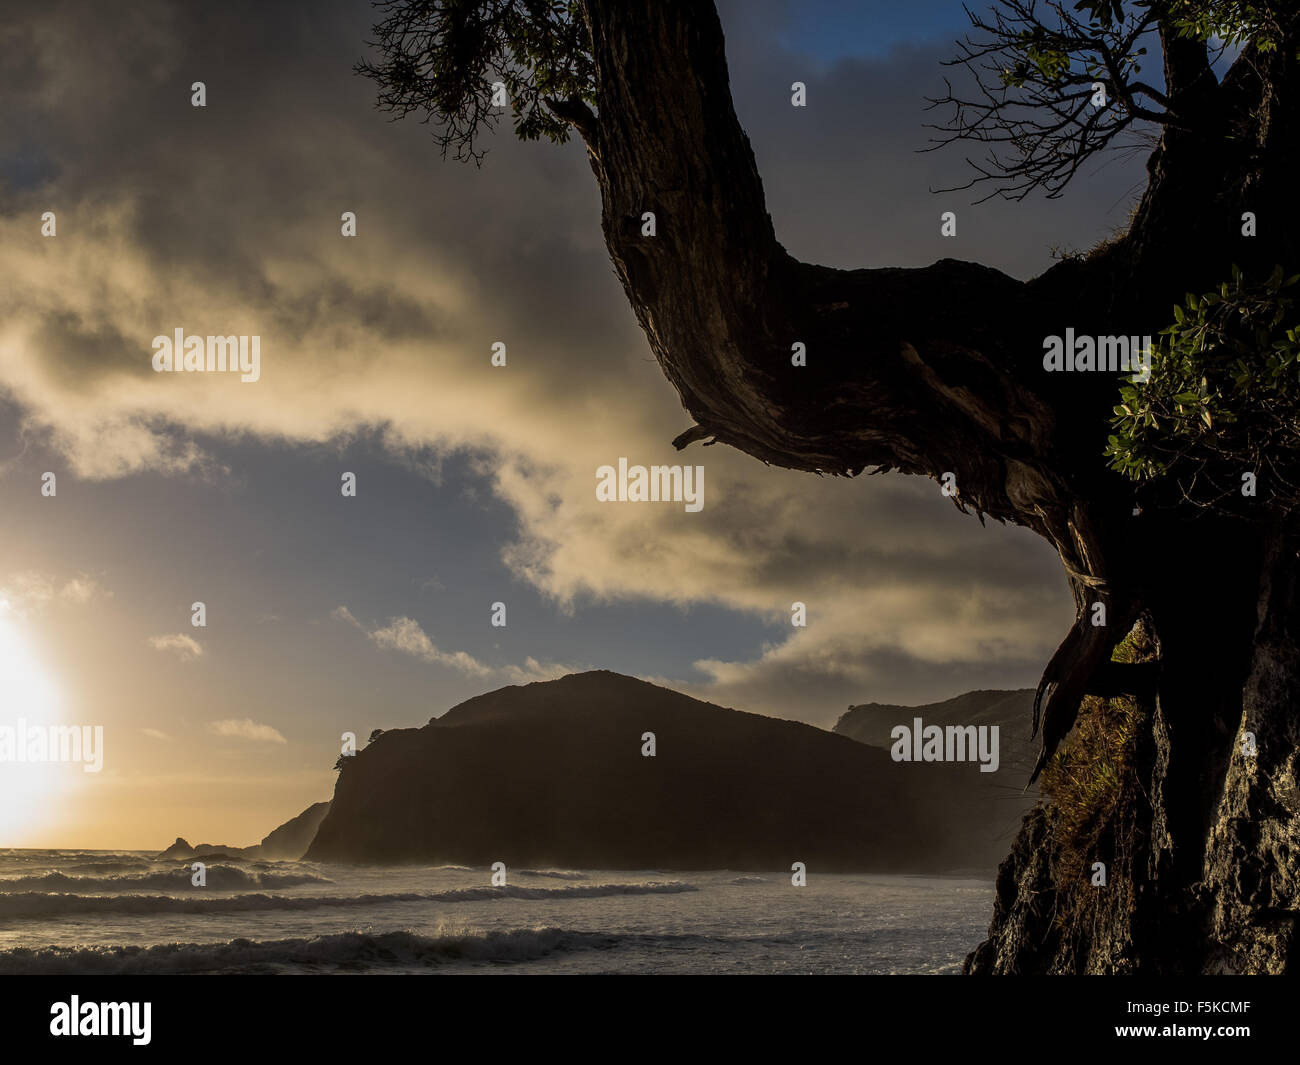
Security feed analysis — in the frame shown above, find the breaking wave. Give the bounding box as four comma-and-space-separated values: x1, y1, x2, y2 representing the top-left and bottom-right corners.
0, 868, 329, 892
63, 861, 153, 874
0, 880, 697, 918
518, 869, 589, 880
0, 927, 629, 974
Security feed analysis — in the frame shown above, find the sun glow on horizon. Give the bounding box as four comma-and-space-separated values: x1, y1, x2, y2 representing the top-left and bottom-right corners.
0, 599, 73, 844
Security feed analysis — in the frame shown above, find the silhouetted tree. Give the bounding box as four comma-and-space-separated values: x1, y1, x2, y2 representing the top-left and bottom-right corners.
357, 0, 1300, 973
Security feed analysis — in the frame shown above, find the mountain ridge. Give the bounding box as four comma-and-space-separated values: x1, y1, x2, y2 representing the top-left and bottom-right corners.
305, 670, 1022, 872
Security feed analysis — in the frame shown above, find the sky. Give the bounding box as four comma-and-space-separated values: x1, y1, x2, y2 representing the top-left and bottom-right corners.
0, 0, 1152, 848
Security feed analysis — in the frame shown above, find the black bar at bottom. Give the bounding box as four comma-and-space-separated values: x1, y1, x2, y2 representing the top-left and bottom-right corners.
0, 974, 1287, 1054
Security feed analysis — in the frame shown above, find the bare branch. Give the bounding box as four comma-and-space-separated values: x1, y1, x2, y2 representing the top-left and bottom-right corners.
925, 0, 1166, 200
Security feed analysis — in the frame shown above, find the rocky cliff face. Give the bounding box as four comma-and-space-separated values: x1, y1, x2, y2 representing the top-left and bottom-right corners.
153, 837, 257, 860
834, 690, 1036, 771
834, 688, 1040, 887
155, 838, 198, 861
967, 594, 1300, 975
306, 671, 1011, 871
258, 801, 331, 860
963, 627, 1178, 974
155, 801, 332, 862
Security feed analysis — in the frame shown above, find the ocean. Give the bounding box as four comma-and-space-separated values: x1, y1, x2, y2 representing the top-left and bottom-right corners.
0, 849, 993, 974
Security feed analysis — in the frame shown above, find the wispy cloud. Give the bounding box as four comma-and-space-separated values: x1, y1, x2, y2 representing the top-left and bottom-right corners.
329, 605, 362, 628
147, 633, 203, 661
0, 571, 109, 613
361, 613, 579, 684
206, 718, 286, 744
58, 574, 107, 604
368, 616, 492, 677
500, 657, 585, 685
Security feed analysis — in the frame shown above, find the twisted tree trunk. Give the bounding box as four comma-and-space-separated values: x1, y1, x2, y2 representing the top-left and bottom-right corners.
566, 0, 1300, 972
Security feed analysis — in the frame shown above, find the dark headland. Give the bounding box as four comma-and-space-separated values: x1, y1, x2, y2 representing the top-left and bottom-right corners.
301, 670, 1033, 872
156, 801, 331, 862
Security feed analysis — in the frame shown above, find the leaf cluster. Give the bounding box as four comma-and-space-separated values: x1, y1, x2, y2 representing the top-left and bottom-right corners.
355, 0, 597, 163
1106, 265, 1300, 509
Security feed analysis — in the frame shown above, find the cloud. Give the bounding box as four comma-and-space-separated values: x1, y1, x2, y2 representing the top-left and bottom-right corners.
58, 574, 107, 604
501, 657, 589, 685
329, 605, 362, 628
0, 571, 110, 613
147, 633, 203, 661
206, 718, 286, 744
140, 728, 169, 740
361, 613, 581, 684
368, 616, 492, 677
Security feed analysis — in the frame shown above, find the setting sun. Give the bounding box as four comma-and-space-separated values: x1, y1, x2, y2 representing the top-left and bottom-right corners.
0, 600, 70, 844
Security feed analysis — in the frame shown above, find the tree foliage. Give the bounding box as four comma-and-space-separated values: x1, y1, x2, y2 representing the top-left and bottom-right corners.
1164, 0, 1290, 52
355, 0, 597, 163
1106, 265, 1300, 508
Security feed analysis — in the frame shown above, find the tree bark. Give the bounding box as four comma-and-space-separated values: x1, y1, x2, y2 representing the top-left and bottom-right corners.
569, 0, 1300, 972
